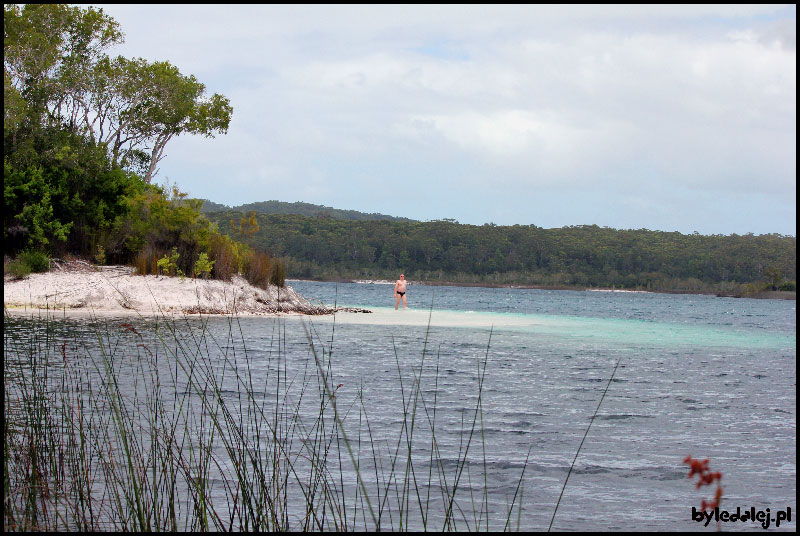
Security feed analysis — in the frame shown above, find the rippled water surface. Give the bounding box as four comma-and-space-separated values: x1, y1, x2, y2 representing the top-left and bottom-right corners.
293, 282, 796, 530
6, 282, 796, 530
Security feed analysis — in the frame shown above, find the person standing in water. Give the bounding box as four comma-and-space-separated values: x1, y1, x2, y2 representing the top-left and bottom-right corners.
394, 274, 408, 310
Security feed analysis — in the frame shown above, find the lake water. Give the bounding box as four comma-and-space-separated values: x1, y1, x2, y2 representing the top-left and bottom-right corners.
4, 282, 796, 531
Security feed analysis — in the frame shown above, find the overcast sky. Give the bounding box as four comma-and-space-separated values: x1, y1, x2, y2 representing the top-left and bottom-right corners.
86, 4, 795, 235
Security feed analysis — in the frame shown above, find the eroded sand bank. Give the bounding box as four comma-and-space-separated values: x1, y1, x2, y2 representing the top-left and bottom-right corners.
4, 261, 337, 317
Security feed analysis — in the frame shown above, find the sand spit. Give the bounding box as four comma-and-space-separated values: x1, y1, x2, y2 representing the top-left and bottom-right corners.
3, 260, 356, 317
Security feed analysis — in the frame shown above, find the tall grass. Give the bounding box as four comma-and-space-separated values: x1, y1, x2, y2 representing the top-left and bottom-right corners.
3, 308, 531, 531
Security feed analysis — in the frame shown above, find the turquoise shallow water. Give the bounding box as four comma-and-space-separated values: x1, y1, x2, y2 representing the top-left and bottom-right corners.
292, 281, 796, 351
311, 305, 795, 350
5, 282, 796, 530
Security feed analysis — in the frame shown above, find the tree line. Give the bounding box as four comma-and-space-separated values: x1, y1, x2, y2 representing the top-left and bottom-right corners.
201, 199, 414, 222
4, 4, 284, 287
206, 211, 796, 295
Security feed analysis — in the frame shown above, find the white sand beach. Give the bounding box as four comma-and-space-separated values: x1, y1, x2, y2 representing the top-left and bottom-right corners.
4, 260, 335, 317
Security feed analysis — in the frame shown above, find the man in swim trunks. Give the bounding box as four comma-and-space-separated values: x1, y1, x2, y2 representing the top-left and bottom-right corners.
394, 274, 407, 310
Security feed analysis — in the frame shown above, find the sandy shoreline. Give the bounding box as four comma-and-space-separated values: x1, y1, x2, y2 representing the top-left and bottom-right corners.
4, 261, 342, 317
6, 262, 793, 319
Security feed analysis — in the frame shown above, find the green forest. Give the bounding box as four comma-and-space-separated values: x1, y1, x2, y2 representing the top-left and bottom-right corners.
206, 210, 796, 296
4, 4, 285, 287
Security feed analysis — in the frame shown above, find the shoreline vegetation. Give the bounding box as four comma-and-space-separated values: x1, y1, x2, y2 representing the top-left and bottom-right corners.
4, 297, 530, 531
5, 5, 291, 314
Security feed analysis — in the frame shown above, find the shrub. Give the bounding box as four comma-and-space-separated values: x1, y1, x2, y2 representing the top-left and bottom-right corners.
194, 252, 215, 279
134, 247, 162, 275
244, 250, 272, 289
113, 185, 209, 271
208, 232, 237, 281
3, 250, 49, 280
270, 258, 286, 288
94, 245, 106, 265
157, 247, 181, 276
4, 259, 31, 279
19, 250, 50, 273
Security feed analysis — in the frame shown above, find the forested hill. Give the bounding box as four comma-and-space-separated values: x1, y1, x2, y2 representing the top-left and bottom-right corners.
205, 210, 796, 295
200, 200, 414, 222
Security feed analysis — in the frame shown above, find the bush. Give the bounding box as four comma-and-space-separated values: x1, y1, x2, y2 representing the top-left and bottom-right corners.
208, 232, 237, 281
4, 259, 31, 280
94, 245, 106, 265
134, 247, 161, 275
157, 247, 182, 276
243, 250, 272, 289
270, 259, 286, 288
3, 250, 49, 280
194, 252, 215, 279
19, 250, 50, 273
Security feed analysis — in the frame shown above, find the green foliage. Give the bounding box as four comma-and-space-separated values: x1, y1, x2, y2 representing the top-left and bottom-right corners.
19, 250, 51, 273
157, 247, 182, 277
4, 250, 50, 279
194, 252, 214, 279
98, 58, 233, 183
4, 4, 231, 185
203, 199, 413, 222
94, 245, 106, 265
3, 160, 72, 250
4, 5, 230, 259
206, 212, 796, 293
764, 265, 785, 291
231, 210, 259, 239
4, 258, 31, 280
4, 4, 123, 125
4, 124, 144, 256
3, 72, 27, 133
113, 185, 211, 273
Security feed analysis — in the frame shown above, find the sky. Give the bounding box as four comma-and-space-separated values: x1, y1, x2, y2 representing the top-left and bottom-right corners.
85, 4, 795, 236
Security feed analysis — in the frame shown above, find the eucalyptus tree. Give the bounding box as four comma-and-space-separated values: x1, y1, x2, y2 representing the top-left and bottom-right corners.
87, 56, 232, 182
4, 3, 232, 183
4, 4, 122, 130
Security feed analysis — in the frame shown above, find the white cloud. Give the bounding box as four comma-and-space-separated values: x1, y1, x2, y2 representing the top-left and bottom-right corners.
84, 4, 796, 234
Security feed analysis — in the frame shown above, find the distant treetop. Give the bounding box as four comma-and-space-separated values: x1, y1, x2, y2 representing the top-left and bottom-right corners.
200, 199, 415, 222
